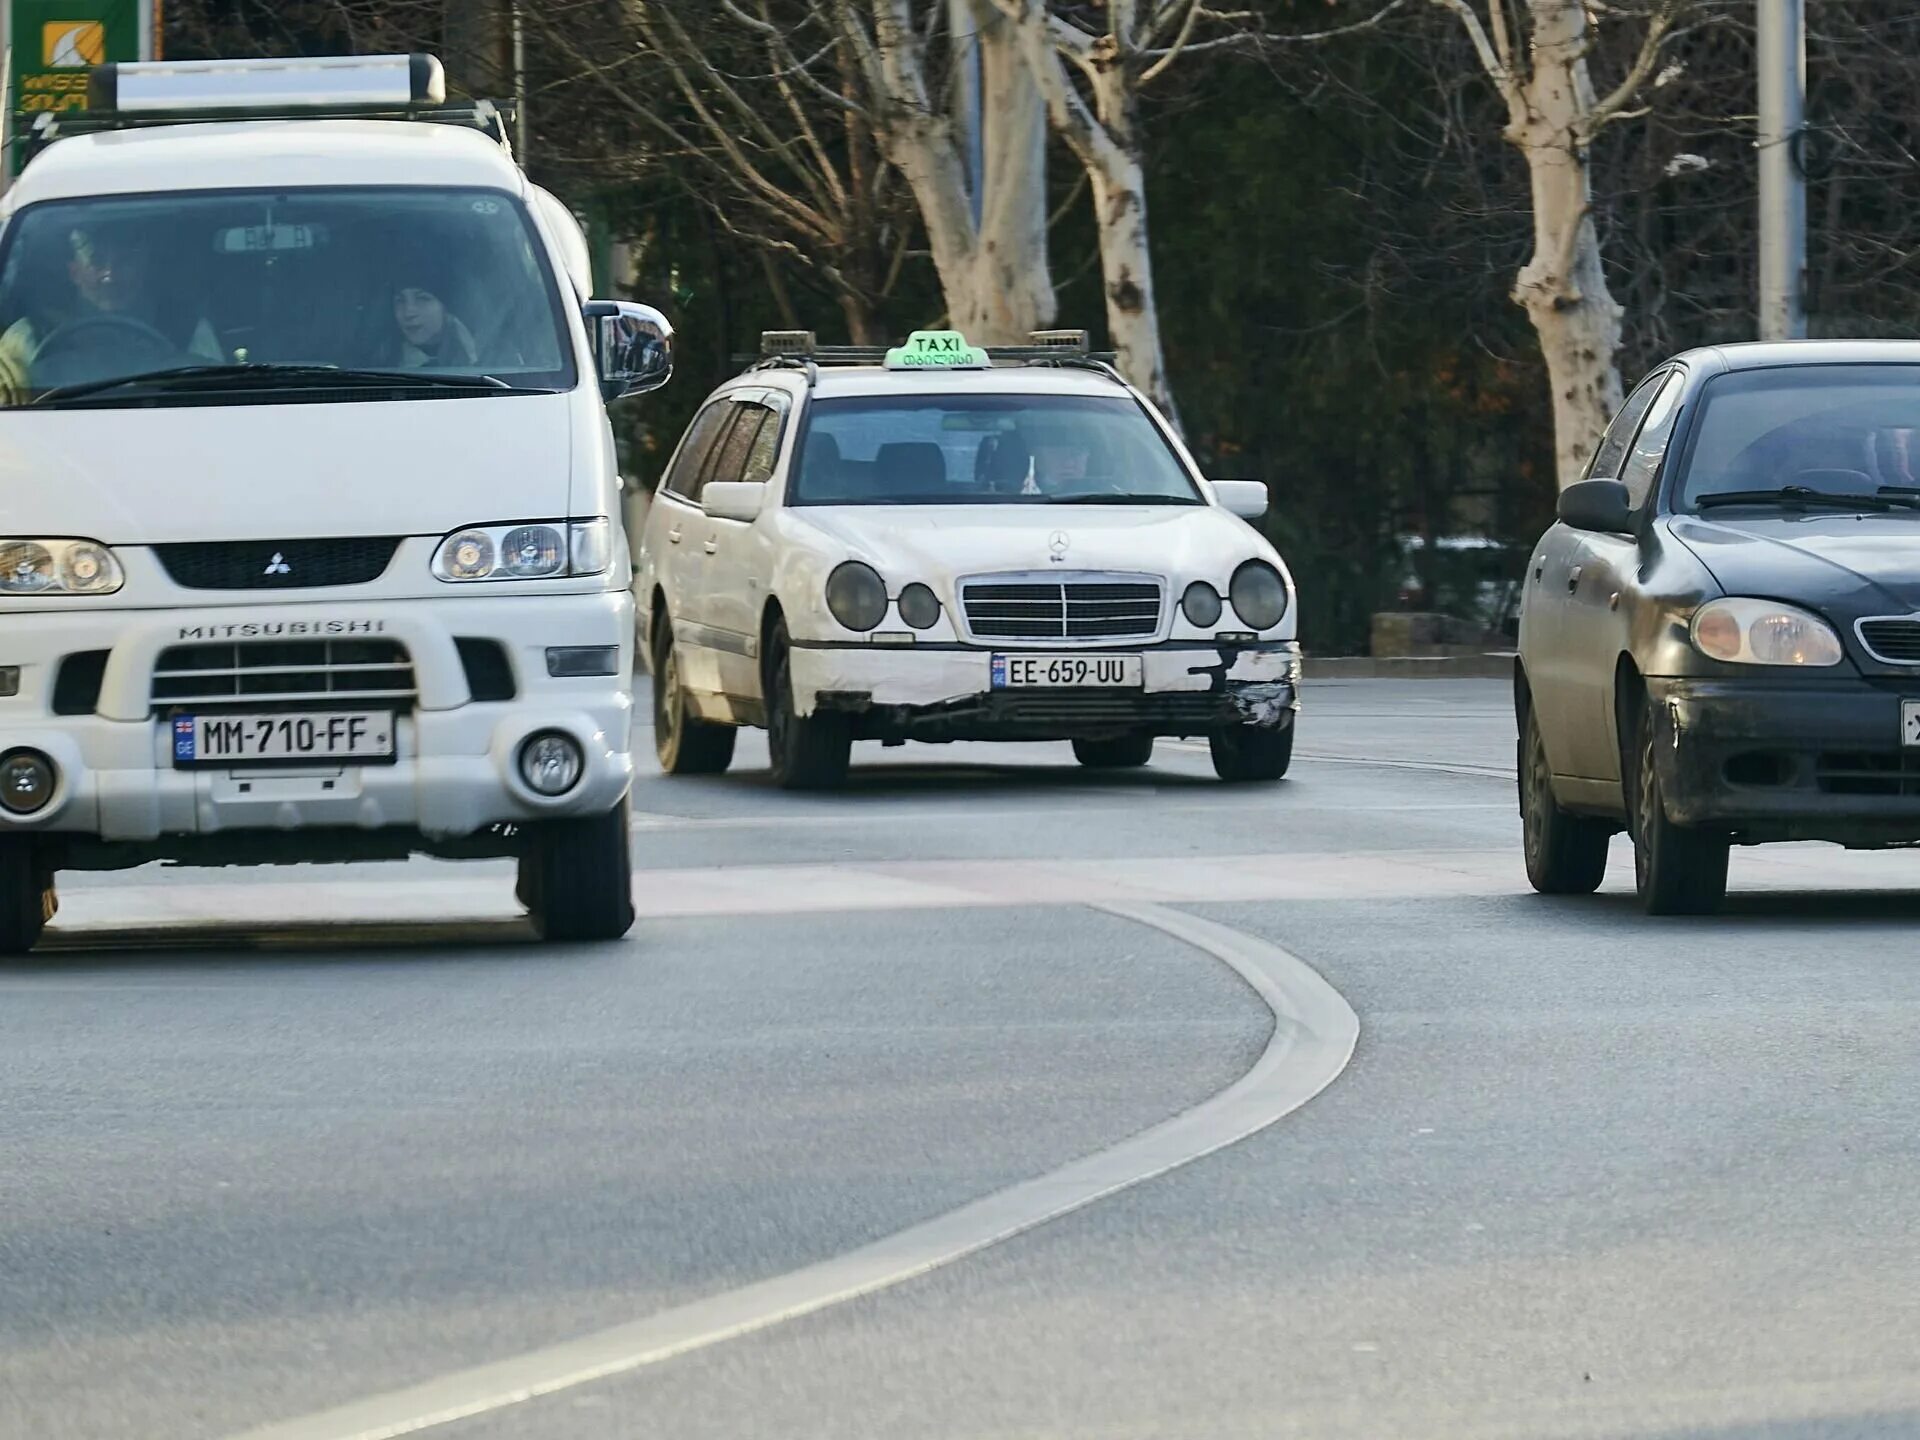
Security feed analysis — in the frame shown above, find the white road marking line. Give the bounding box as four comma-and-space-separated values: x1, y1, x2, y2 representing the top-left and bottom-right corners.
222, 903, 1358, 1440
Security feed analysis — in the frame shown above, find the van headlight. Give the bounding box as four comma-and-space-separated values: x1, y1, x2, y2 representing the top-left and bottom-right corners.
433, 519, 611, 582
0, 538, 125, 595
1228, 560, 1287, 631
1692, 598, 1843, 666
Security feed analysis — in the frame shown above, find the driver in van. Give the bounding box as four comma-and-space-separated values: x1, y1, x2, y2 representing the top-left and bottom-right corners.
390, 252, 479, 368
0, 224, 222, 401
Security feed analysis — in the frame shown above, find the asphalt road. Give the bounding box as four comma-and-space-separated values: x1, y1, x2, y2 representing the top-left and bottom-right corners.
3, 679, 1917, 1439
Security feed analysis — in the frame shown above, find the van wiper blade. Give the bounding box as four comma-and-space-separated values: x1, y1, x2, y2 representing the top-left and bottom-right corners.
1046, 493, 1199, 506
32, 363, 521, 405
1697, 485, 1920, 512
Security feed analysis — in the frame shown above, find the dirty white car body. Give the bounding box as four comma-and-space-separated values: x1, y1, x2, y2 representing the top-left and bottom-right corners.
635, 338, 1302, 788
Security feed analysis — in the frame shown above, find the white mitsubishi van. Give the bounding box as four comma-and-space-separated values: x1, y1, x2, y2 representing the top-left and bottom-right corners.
0, 55, 672, 951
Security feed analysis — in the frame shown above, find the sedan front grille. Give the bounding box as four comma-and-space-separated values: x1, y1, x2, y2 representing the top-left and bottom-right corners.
1816, 752, 1920, 797
151, 640, 416, 710
961, 574, 1163, 642
154, 537, 401, 590
1856, 618, 1920, 665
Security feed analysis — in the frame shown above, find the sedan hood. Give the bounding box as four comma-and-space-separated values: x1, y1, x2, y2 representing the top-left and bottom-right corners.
1670, 511, 1920, 614
790, 503, 1279, 585
0, 395, 574, 543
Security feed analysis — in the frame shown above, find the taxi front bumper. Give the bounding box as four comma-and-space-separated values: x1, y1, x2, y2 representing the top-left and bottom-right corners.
1651, 675, 1920, 845
0, 592, 635, 857
791, 640, 1300, 741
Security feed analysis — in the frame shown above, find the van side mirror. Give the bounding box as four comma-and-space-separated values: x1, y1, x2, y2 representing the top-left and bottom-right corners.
584, 300, 673, 402
701, 481, 766, 523
1557, 478, 1633, 534
1210, 479, 1268, 520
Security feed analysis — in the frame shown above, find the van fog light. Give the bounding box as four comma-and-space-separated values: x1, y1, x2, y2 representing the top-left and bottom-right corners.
519, 732, 584, 796
0, 749, 56, 815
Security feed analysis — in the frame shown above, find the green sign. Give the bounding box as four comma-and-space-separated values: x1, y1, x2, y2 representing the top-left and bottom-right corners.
8, 0, 146, 171
885, 329, 990, 370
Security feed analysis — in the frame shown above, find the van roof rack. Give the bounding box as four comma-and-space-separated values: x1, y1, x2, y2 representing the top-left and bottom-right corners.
16, 54, 515, 169
730, 329, 1122, 386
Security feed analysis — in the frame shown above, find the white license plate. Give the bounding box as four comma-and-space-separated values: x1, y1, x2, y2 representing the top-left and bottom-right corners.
172, 711, 395, 766
991, 654, 1143, 688
1904, 700, 1920, 748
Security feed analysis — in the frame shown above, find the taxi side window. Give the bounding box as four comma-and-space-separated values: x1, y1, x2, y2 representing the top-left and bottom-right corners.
707, 402, 766, 486
741, 398, 789, 485
1619, 372, 1687, 508
664, 402, 732, 503
1588, 372, 1667, 483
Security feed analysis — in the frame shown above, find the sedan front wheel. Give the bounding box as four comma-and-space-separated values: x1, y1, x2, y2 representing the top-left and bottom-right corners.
1519, 704, 1610, 895
1626, 694, 1729, 915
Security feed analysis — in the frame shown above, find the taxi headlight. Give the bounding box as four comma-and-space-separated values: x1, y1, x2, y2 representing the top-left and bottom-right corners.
1182, 581, 1223, 628
434, 520, 610, 583
897, 583, 941, 630
1692, 598, 1843, 666
0, 538, 124, 595
1228, 561, 1287, 631
825, 561, 887, 632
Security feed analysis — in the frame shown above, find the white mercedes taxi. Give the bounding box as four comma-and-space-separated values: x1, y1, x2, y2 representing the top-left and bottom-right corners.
635, 330, 1300, 788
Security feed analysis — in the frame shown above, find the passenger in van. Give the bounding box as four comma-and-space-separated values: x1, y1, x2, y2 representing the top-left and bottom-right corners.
0, 224, 222, 401
390, 254, 479, 368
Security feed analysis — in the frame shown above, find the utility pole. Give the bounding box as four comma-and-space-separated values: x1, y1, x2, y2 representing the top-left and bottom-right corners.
952, 0, 984, 231
1756, 0, 1806, 340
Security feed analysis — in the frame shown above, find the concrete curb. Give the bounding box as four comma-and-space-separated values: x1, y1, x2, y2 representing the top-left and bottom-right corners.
1306, 655, 1515, 680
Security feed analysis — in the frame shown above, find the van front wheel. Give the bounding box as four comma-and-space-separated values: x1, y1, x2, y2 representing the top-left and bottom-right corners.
520, 800, 636, 942
0, 838, 54, 955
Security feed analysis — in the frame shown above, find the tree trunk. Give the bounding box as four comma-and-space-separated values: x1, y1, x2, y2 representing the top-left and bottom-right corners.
1509, 0, 1625, 489
1088, 145, 1178, 428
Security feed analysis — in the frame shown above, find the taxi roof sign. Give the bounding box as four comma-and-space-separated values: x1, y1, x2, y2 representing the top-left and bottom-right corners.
885, 330, 990, 370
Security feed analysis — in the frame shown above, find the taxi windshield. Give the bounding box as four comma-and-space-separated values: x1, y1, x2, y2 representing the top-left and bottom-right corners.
0, 186, 575, 406
1680, 364, 1920, 508
790, 393, 1202, 506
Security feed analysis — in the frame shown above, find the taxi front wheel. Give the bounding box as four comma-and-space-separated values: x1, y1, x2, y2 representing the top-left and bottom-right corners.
1209, 720, 1293, 782
1073, 735, 1154, 769
0, 838, 55, 955
765, 618, 851, 790
653, 618, 736, 776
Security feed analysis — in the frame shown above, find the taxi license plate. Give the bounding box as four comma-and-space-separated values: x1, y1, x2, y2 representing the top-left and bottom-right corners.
1904, 700, 1920, 748
173, 711, 395, 766
991, 654, 1143, 688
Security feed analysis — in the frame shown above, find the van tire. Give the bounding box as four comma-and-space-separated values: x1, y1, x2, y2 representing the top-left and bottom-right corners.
653, 619, 736, 776
765, 619, 851, 790
520, 799, 636, 942
1626, 697, 1729, 915
0, 838, 54, 955
1072, 735, 1154, 769
1520, 704, 1610, 895
1209, 720, 1293, 782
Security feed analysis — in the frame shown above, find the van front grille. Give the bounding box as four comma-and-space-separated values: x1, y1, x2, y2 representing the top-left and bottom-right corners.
154, 537, 401, 590
151, 640, 416, 710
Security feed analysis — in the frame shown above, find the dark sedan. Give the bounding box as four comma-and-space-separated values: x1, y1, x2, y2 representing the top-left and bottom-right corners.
1518, 341, 1920, 914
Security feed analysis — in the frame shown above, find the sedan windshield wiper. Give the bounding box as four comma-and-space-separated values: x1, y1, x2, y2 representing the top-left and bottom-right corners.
31, 363, 526, 406
1046, 493, 1199, 506
1696, 485, 1920, 512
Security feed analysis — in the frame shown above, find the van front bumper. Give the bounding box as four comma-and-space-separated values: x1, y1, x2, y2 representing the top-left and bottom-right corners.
0, 592, 635, 855
790, 640, 1300, 741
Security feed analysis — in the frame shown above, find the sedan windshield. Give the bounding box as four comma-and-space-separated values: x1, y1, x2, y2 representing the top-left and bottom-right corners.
1679, 365, 1920, 511
790, 393, 1202, 506
0, 187, 574, 406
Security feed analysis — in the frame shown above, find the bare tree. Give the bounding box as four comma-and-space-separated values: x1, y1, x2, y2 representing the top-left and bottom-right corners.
1432, 0, 1707, 487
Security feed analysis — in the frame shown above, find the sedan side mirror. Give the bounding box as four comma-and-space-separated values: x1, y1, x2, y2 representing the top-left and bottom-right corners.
1557, 478, 1633, 534
584, 300, 673, 402
702, 481, 766, 524
1210, 479, 1269, 520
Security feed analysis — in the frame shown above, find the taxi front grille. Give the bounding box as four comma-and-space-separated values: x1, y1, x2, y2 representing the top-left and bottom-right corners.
1856, 619, 1920, 665
154, 537, 401, 590
961, 575, 1163, 642
151, 640, 416, 710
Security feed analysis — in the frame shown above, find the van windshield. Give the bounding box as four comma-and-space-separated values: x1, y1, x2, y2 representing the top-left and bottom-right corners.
0, 186, 575, 406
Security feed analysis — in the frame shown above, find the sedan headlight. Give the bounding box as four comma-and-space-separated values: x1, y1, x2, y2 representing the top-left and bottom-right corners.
825, 561, 888, 632
1228, 560, 1288, 631
0, 537, 125, 595
433, 519, 610, 583
1692, 598, 1843, 667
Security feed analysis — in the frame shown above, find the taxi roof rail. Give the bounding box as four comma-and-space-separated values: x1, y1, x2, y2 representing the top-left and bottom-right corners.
732, 329, 1120, 386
